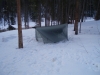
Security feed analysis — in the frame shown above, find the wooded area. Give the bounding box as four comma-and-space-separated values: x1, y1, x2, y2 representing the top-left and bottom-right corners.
0, 0, 100, 48
0, 0, 100, 26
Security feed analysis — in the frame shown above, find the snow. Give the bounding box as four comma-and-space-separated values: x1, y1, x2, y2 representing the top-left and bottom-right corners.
0, 20, 100, 75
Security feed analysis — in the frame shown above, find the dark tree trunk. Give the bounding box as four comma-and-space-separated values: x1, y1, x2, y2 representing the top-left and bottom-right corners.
38, 0, 41, 26
24, 0, 29, 29
45, 7, 48, 26
79, 0, 85, 33
95, 0, 100, 20
74, 0, 80, 35
16, 0, 23, 48
60, 0, 67, 24
45, 0, 48, 26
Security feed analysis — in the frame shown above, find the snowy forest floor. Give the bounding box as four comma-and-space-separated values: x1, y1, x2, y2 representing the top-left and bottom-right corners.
0, 20, 100, 75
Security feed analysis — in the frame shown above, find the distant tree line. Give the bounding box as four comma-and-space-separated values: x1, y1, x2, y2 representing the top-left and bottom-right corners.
0, 0, 100, 28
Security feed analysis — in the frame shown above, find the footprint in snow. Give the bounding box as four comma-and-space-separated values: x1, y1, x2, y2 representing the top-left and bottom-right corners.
52, 57, 57, 62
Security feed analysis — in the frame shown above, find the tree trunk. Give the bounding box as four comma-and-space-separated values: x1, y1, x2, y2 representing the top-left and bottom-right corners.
95, 0, 100, 20
16, 0, 23, 48
24, 0, 29, 29
79, 0, 85, 33
74, 0, 80, 35
61, 0, 67, 24
38, 0, 41, 26
45, 0, 48, 26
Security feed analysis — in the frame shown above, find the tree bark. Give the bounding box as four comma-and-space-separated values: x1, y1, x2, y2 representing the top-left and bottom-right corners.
38, 0, 41, 26
74, 0, 80, 35
95, 0, 100, 20
16, 0, 23, 48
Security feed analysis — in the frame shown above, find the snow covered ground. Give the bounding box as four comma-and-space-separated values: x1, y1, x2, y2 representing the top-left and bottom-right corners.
0, 20, 100, 75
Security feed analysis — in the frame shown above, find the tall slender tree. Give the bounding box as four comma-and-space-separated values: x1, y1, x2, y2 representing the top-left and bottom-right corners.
16, 0, 23, 48
79, 0, 85, 33
74, 0, 80, 35
23, 0, 29, 28
95, 0, 100, 20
